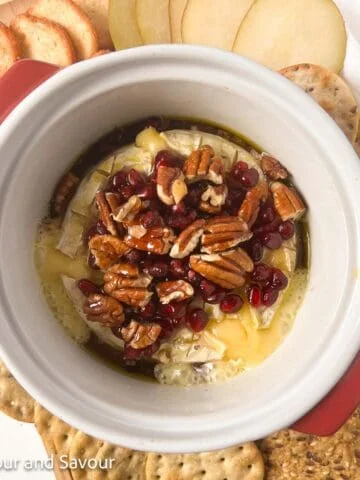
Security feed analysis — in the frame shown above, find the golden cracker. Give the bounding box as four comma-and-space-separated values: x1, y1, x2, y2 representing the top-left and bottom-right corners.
0, 21, 20, 76
90, 49, 111, 58
0, 359, 34, 422
73, 0, 112, 50
259, 406, 360, 480
91, 443, 147, 480
146, 443, 265, 480
280, 63, 360, 144
11, 13, 76, 66
29, 0, 98, 59
69, 431, 104, 480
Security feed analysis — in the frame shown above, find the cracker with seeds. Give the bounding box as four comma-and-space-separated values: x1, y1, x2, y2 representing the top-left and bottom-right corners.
280, 63, 360, 144
0, 359, 35, 422
259, 407, 360, 480
11, 14, 76, 66
91, 442, 147, 480
29, 0, 98, 59
146, 443, 264, 480
73, 0, 112, 50
0, 22, 20, 77
69, 431, 104, 480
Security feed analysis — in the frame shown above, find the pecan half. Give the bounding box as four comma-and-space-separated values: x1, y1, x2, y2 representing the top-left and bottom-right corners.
83, 293, 124, 327
121, 320, 162, 349
183, 145, 224, 184
53, 172, 79, 215
157, 166, 188, 205
156, 280, 194, 304
238, 181, 269, 227
271, 182, 306, 221
95, 192, 117, 235
170, 219, 205, 259
199, 184, 228, 213
111, 195, 143, 223
261, 154, 288, 180
201, 216, 252, 253
104, 263, 152, 307
88, 235, 130, 270
190, 248, 254, 289
124, 227, 175, 255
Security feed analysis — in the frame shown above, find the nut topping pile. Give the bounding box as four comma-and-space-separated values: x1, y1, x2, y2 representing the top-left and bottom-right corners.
77, 144, 306, 362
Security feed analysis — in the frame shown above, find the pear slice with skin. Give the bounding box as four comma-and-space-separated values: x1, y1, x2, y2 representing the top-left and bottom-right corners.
169, 0, 187, 43
109, 0, 143, 50
136, 0, 171, 44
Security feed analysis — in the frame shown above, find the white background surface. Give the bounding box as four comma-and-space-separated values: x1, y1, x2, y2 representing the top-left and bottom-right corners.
0, 0, 359, 478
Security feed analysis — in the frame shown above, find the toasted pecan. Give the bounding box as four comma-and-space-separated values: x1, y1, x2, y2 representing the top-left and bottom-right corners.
183, 145, 224, 184
53, 172, 79, 215
271, 182, 306, 221
124, 227, 175, 255
238, 181, 269, 226
88, 235, 130, 270
170, 219, 205, 259
104, 263, 152, 307
95, 191, 117, 235
111, 195, 143, 223
157, 166, 188, 205
199, 184, 228, 213
190, 248, 254, 289
83, 293, 124, 327
201, 216, 252, 253
121, 320, 162, 349
156, 280, 194, 304
261, 154, 288, 180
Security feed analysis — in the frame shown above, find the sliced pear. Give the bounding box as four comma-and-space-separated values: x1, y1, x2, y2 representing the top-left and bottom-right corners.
56, 211, 88, 259
109, 0, 143, 50
62, 275, 124, 350
136, 0, 171, 44
153, 327, 225, 364
112, 145, 153, 174
182, 0, 255, 50
71, 170, 107, 216
154, 358, 243, 386
232, 0, 346, 73
169, 0, 187, 43
135, 126, 168, 155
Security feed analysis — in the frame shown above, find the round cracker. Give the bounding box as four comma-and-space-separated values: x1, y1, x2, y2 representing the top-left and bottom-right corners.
280, 63, 360, 144
0, 359, 35, 422
90, 49, 111, 58
145, 443, 264, 480
29, 0, 98, 60
259, 407, 360, 480
91, 443, 147, 480
72, 0, 113, 50
11, 14, 76, 66
0, 22, 20, 77
69, 431, 104, 480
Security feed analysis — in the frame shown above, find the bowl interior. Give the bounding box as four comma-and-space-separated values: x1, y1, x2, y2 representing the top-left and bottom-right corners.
0, 48, 359, 451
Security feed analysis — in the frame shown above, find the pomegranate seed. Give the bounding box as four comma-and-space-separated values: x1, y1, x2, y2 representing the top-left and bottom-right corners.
110, 170, 127, 190
157, 317, 174, 338
232, 161, 248, 175
158, 302, 187, 322
170, 259, 188, 278
96, 220, 108, 235
262, 287, 279, 307
244, 240, 264, 262
205, 289, 226, 305
140, 211, 163, 229
220, 294, 243, 313
259, 231, 283, 249
225, 189, 245, 212
270, 269, 288, 290
247, 284, 262, 308
124, 249, 144, 264
167, 210, 197, 229
138, 184, 157, 200
187, 308, 209, 332
84, 225, 98, 243
155, 150, 181, 169
127, 169, 145, 190
77, 279, 101, 297
259, 205, 276, 224
278, 221, 295, 240
148, 261, 169, 277
187, 269, 202, 286
251, 263, 272, 283
121, 185, 135, 200
237, 168, 259, 188
123, 342, 159, 360
199, 278, 217, 299
172, 202, 187, 215
139, 301, 157, 320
